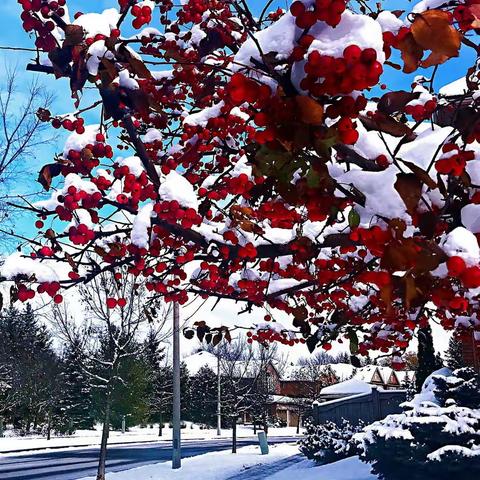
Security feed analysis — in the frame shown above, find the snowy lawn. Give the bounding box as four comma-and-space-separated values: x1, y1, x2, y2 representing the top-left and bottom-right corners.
77, 443, 300, 480
264, 455, 377, 480
0, 423, 300, 454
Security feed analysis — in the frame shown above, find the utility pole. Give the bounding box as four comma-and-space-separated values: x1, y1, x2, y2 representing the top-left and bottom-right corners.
172, 301, 181, 469
217, 352, 221, 436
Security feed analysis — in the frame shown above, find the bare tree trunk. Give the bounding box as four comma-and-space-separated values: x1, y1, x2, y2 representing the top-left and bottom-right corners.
253, 419, 256, 434
296, 410, 301, 434
97, 390, 111, 480
262, 410, 268, 435
46, 410, 51, 440
232, 416, 237, 454
158, 412, 163, 437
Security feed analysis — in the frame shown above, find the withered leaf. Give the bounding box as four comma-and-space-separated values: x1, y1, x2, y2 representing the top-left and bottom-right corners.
360, 112, 416, 139
401, 160, 437, 189
378, 91, 420, 115
411, 10, 462, 58
394, 173, 423, 214
64, 24, 85, 47
38, 163, 62, 191
397, 32, 424, 73
295, 96, 324, 125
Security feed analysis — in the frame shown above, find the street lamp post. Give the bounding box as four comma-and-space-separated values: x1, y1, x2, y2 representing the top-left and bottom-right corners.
172, 301, 181, 469
216, 353, 221, 436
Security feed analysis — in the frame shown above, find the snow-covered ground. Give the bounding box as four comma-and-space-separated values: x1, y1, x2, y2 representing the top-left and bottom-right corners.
75, 446, 377, 480
264, 456, 377, 480
0, 423, 301, 453
78, 443, 300, 480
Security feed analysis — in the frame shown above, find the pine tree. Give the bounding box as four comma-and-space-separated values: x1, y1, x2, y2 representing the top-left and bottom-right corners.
415, 325, 442, 392
0, 305, 58, 432
57, 339, 95, 434
445, 335, 465, 370
188, 366, 217, 427
93, 327, 149, 430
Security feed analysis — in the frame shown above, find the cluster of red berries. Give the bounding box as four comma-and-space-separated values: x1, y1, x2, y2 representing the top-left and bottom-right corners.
116, 169, 157, 204
65, 141, 113, 177
258, 202, 300, 229
350, 226, 392, 257
19, 0, 67, 51
131, 3, 153, 29
435, 144, 475, 176
238, 243, 258, 259
17, 284, 36, 302
335, 117, 359, 145
68, 224, 95, 245
52, 117, 85, 134
153, 200, 202, 229
224, 174, 254, 196
63, 186, 101, 212
405, 99, 437, 121
227, 73, 271, 106
447, 255, 480, 288
92, 175, 112, 191
325, 95, 368, 120
290, 0, 347, 28
106, 297, 127, 309
302, 45, 383, 96
247, 329, 304, 346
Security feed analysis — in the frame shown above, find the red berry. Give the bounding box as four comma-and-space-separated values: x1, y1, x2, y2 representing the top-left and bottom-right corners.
106, 298, 117, 309
447, 256, 466, 277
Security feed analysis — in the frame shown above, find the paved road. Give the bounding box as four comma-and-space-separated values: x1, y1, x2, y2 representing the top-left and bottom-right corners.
0, 436, 299, 480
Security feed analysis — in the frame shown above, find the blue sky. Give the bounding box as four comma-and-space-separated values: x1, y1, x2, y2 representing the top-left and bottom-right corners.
0, 0, 475, 252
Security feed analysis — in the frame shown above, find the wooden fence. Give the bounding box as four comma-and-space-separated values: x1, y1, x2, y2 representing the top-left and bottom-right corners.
311, 387, 406, 425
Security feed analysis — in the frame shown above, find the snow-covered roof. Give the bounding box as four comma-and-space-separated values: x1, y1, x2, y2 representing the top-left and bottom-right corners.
439, 77, 468, 97
321, 378, 372, 396
281, 362, 355, 381
270, 395, 307, 405
182, 351, 217, 375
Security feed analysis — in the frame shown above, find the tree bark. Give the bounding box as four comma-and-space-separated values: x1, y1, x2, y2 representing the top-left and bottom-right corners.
46, 410, 51, 440
97, 389, 112, 480
158, 412, 163, 437
232, 416, 237, 454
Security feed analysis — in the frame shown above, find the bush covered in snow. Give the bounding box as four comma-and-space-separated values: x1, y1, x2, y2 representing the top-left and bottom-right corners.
299, 417, 364, 464
356, 368, 480, 480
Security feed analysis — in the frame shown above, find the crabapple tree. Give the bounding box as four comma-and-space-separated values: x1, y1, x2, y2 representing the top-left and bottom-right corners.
2, 0, 480, 368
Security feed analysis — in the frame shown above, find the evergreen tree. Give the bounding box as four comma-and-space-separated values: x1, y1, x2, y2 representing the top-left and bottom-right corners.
415, 325, 442, 392
57, 339, 95, 434
188, 366, 217, 427
445, 335, 466, 371
0, 305, 58, 432
93, 327, 149, 430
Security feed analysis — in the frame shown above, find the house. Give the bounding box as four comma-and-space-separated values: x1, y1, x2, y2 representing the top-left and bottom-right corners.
182, 351, 415, 428
458, 331, 480, 372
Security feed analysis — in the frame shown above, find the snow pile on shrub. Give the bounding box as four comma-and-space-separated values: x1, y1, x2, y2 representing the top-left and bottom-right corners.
299, 418, 364, 464
355, 367, 480, 480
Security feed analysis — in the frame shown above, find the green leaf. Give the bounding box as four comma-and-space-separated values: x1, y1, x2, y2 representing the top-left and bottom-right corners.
348, 329, 359, 355
348, 209, 361, 229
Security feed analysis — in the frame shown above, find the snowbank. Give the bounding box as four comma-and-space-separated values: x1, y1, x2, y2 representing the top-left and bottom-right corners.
78, 443, 299, 480
264, 455, 377, 480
